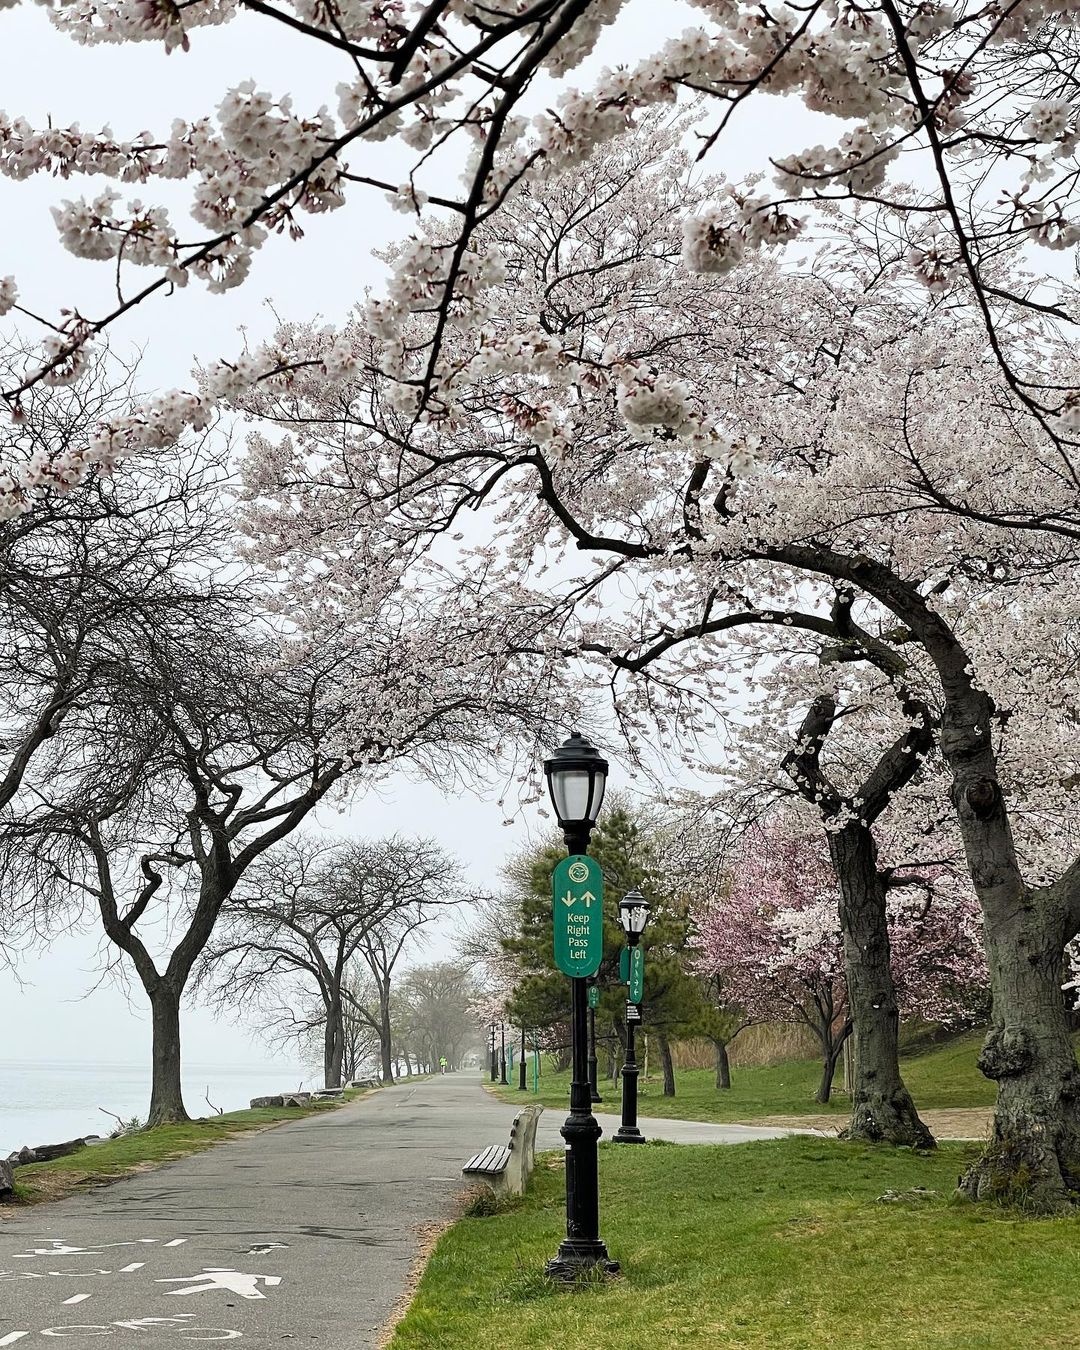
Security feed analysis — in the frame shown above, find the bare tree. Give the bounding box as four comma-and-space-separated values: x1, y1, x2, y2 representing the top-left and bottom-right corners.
347, 846, 463, 1085
397, 961, 482, 1072
199, 834, 463, 1088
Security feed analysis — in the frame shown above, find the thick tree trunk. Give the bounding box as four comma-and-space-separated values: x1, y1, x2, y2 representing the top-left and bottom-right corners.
147, 984, 189, 1127
657, 1032, 676, 1097
959, 904, 1080, 1208
323, 1006, 344, 1090
712, 1037, 731, 1090
829, 824, 935, 1148
939, 668, 1080, 1205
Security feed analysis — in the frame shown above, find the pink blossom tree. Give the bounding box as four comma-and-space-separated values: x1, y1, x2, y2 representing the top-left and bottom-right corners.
694, 814, 985, 1104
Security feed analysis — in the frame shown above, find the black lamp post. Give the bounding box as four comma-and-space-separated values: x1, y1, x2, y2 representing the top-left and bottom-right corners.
587, 977, 602, 1103
613, 888, 650, 1145
499, 1023, 509, 1085
543, 731, 618, 1278
489, 1022, 497, 1082
519, 1026, 528, 1090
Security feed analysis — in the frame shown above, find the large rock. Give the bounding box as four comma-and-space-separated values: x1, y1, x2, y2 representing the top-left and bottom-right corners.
30, 1138, 87, 1163
0, 1158, 13, 1198
281, 1093, 312, 1107
249, 1095, 285, 1109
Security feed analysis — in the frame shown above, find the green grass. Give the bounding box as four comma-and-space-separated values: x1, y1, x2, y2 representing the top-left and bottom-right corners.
496, 1030, 995, 1122
392, 1136, 1080, 1349
8, 1094, 368, 1206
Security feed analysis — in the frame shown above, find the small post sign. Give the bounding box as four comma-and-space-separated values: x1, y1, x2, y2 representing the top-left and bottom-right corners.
628, 946, 644, 1004
552, 855, 604, 977
625, 1001, 642, 1024
619, 947, 629, 982
588, 983, 600, 1009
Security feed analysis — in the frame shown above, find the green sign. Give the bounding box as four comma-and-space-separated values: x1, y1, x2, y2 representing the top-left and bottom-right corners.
628, 946, 644, 1004
587, 983, 600, 1009
552, 854, 604, 977
619, 947, 629, 982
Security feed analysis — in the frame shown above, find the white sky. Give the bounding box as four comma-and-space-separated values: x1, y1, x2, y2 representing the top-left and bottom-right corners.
0, 1, 817, 1071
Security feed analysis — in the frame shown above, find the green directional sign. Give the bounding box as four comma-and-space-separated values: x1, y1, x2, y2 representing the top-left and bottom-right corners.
619, 947, 629, 983
552, 854, 604, 978
587, 983, 600, 1009
628, 946, 644, 1004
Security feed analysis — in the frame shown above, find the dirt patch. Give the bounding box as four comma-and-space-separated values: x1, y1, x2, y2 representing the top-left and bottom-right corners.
736, 1108, 991, 1140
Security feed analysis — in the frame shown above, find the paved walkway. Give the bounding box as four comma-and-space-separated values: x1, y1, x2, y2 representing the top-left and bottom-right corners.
0, 1076, 804, 1347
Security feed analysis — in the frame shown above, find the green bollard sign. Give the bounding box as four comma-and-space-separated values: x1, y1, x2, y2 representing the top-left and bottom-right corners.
551, 855, 604, 977
587, 983, 600, 1009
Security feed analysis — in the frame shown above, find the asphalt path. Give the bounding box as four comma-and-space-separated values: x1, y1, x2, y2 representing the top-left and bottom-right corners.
0, 1075, 801, 1348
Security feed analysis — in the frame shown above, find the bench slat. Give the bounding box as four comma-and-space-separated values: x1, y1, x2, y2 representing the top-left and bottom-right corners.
463, 1144, 511, 1175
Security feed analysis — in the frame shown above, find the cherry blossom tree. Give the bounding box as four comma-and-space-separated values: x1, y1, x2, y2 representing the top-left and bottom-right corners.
694, 814, 985, 1103
0, 1, 1078, 512
215, 115, 1080, 1202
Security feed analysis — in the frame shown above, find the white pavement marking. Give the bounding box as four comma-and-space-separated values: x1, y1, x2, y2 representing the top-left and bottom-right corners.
157, 1270, 282, 1300
164, 1240, 188, 1248
62, 1295, 92, 1306
118, 1264, 145, 1273
0, 1333, 29, 1345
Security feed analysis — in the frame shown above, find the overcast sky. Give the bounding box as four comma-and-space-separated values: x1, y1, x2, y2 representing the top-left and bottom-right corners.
0, 2, 817, 1070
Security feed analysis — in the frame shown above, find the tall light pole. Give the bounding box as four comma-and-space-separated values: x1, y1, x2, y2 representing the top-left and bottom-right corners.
489, 1023, 497, 1082
499, 1023, 509, 1086
614, 889, 650, 1145
519, 1026, 528, 1090
543, 731, 617, 1279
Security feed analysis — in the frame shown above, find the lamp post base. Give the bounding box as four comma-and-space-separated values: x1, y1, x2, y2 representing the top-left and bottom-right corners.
545, 1239, 620, 1281
612, 1125, 646, 1144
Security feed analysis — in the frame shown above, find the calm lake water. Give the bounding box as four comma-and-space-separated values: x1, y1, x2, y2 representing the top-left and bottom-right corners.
0, 1059, 313, 1153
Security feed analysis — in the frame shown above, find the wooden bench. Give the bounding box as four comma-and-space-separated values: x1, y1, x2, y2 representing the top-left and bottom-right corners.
461, 1105, 543, 1198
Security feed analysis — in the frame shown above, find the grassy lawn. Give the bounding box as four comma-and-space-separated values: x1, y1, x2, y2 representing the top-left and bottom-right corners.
6, 1092, 368, 1206
392, 1136, 1080, 1349
495, 1030, 995, 1121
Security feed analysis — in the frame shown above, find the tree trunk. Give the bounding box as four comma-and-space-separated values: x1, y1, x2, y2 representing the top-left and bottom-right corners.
816, 1037, 843, 1105
657, 1032, 676, 1097
958, 902, 1080, 1208
147, 984, 189, 1127
379, 981, 394, 1085
829, 823, 935, 1148
323, 1006, 344, 1090
712, 1037, 731, 1090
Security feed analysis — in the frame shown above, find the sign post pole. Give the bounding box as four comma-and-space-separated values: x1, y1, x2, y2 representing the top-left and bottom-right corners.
587, 979, 602, 1103
547, 850, 617, 1279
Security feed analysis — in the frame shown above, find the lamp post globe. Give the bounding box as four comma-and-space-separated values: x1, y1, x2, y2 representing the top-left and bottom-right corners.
542, 731, 617, 1279
614, 888, 650, 1146
618, 889, 651, 938
544, 731, 608, 856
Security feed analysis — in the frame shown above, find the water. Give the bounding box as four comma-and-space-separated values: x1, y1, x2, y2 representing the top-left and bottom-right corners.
0, 1059, 314, 1154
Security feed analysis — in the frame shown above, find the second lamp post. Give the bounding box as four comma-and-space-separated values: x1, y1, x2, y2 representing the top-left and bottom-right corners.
613, 888, 650, 1145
